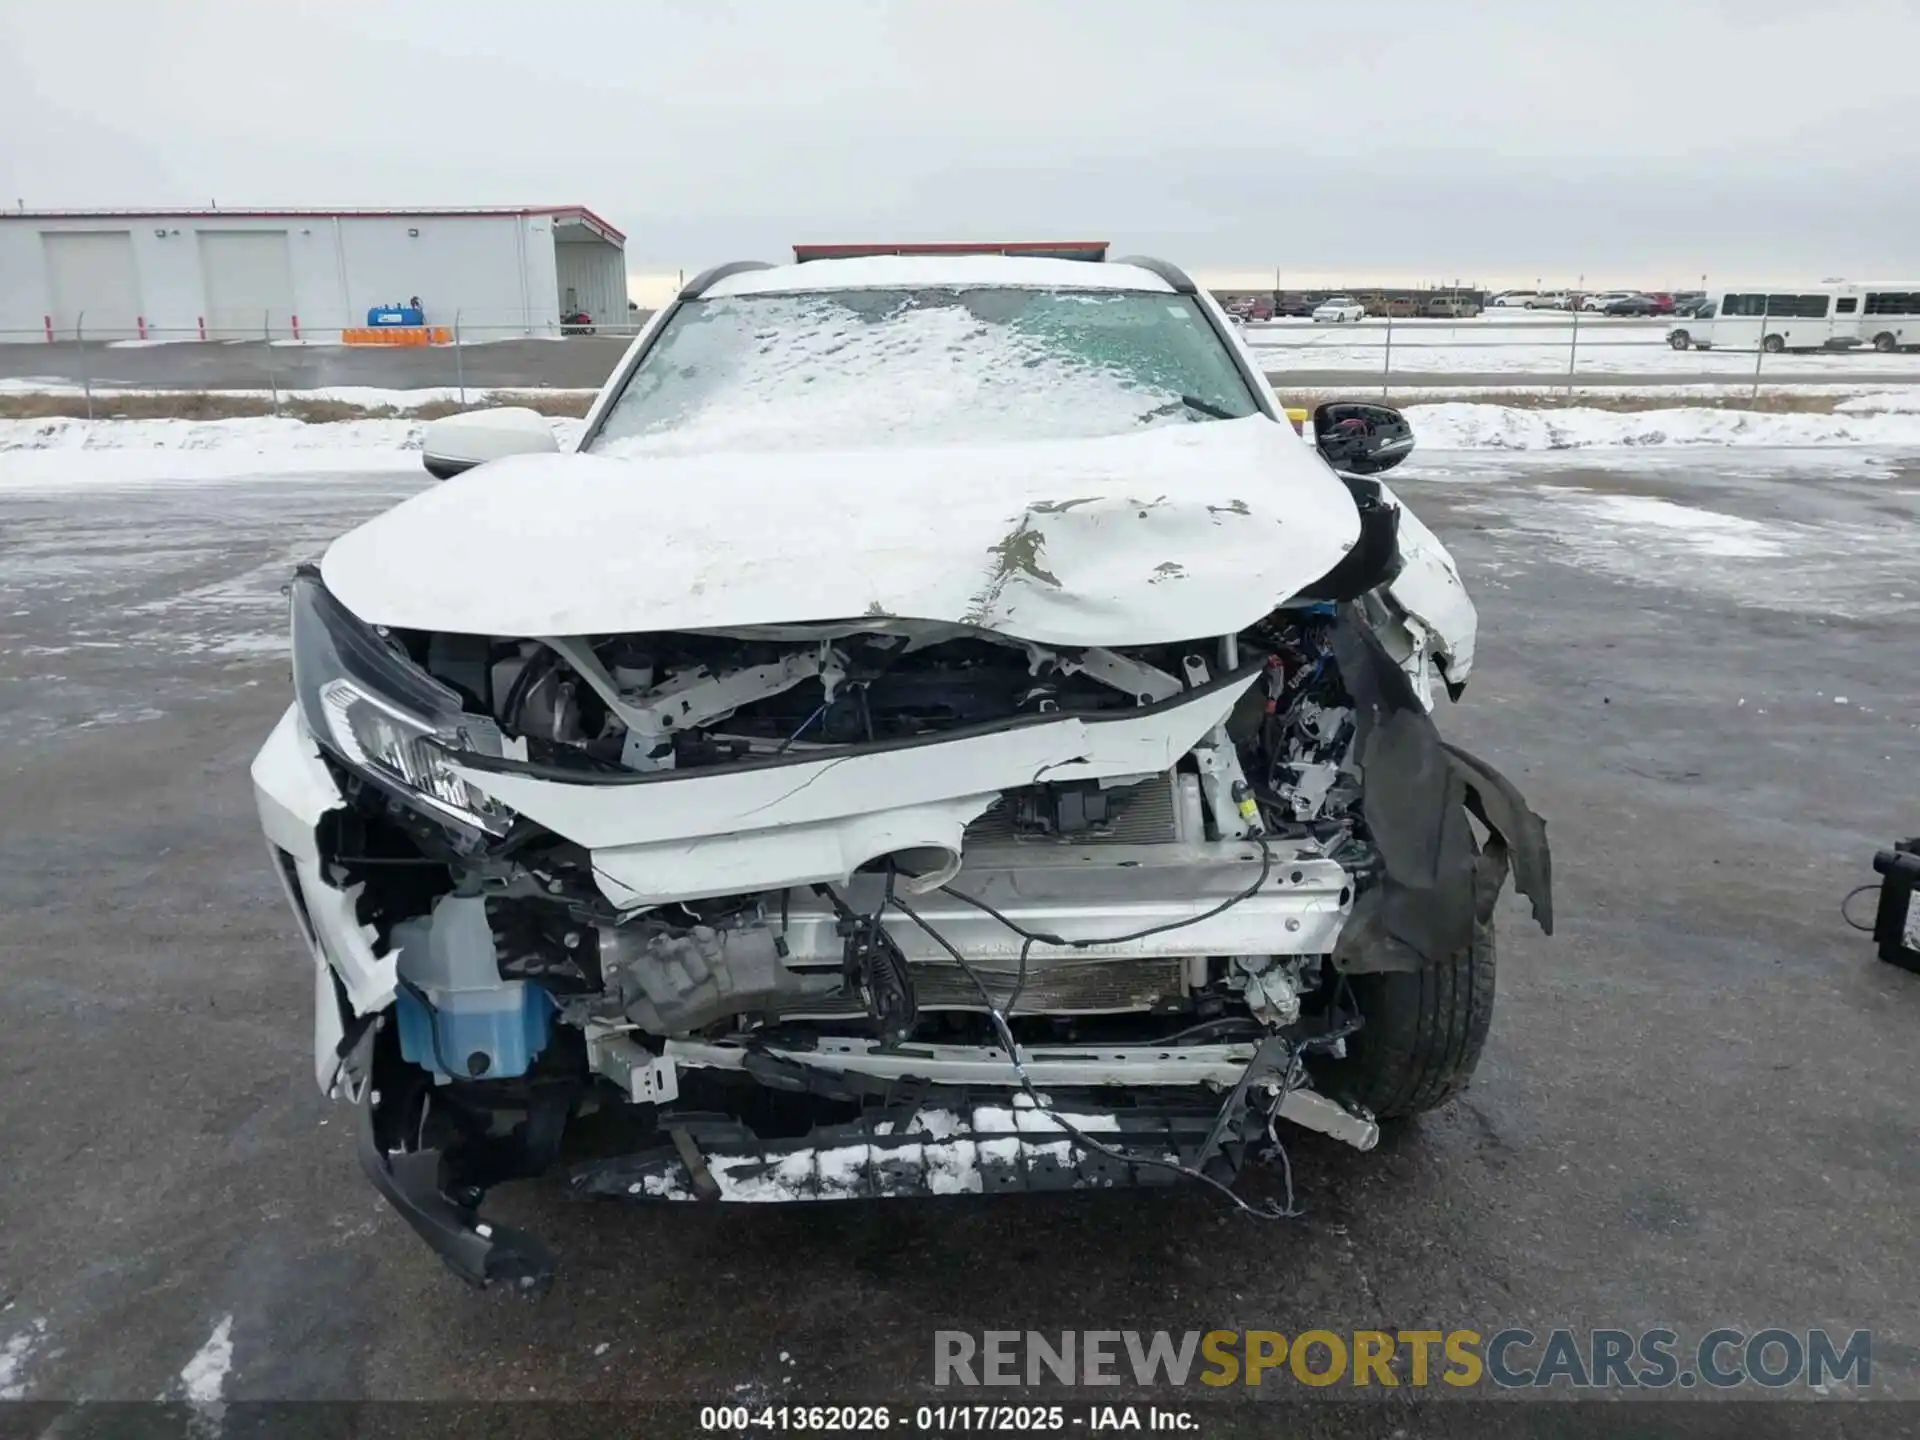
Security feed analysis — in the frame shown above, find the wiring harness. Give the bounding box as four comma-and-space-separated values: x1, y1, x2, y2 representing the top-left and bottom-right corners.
857, 837, 1317, 1220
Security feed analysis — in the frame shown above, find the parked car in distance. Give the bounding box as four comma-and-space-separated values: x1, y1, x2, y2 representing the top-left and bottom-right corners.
1601, 294, 1658, 316
1643, 293, 1676, 315
1579, 290, 1637, 312
1672, 292, 1709, 317
1667, 299, 1718, 348
1489, 291, 1538, 308
1427, 295, 1483, 318
1312, 296, 1366, 323
1535, 291, 1571, 309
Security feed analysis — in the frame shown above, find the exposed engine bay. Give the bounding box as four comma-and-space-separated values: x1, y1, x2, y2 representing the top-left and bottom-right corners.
342, 605, 1382, 1046
263, 573, 1551, 1290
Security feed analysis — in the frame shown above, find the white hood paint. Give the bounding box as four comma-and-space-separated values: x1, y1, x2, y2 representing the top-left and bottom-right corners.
321, 416, 1361, 647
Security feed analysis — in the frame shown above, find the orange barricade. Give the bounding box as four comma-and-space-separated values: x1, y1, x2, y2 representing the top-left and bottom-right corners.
341, 326, 452, 346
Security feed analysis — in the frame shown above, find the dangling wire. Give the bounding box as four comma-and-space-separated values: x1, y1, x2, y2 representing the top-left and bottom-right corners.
885, 888, 1299, 1221
777, 699, 832, 754
1841, 883, 1880, 933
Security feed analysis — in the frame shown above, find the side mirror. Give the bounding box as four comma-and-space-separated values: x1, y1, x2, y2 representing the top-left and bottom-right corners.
420, 407, 560, 480
1312, 402, 1414, 475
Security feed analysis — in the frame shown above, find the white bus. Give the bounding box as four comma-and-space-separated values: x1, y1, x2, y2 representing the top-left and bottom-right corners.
1667, 286, 1846, 353
1670, 280, 1920, 354
1840, 282, 1920, 353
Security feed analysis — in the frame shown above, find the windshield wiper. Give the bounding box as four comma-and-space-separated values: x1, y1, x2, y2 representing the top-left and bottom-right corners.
1140, 394, 1239, 424
1178, 394, 1237, 420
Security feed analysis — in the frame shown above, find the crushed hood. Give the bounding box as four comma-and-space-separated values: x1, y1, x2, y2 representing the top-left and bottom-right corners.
322, 416, 1361, 646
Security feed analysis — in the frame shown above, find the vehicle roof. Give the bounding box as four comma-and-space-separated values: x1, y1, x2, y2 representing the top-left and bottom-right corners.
1709, 280, 1920, 292
702, 254, 1177, 297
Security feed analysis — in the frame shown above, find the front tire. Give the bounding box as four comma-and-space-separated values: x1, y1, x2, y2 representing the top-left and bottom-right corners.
1669, 331, 1691, 350
1317, 920, 1496, 1119
1762, 334, 1785, 354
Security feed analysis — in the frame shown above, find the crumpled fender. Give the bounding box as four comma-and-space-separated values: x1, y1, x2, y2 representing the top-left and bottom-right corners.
1374, 480, 1479, 690
1328, 609, 1552, 974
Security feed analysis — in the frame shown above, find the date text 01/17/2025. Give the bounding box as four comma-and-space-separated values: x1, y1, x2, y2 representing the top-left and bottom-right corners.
698, 1404, 1195, 1431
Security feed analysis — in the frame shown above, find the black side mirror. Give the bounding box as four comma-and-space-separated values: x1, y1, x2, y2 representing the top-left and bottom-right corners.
1313, 402, 1414, 475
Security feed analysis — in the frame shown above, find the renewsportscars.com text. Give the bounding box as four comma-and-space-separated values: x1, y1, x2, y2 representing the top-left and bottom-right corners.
933, 1328, 1871, 1390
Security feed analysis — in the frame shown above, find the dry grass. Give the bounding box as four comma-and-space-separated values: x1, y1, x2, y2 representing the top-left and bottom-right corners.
0, 389, 596, 422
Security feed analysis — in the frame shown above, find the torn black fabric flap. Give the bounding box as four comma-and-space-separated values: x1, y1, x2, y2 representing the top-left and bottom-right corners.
1329, 608, 1553, 973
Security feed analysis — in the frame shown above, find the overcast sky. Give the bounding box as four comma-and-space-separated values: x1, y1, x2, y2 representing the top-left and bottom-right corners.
4, 0, 1916, 297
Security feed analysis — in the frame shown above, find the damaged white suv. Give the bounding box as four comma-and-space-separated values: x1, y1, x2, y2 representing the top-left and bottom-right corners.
252, 247, 1551, 1289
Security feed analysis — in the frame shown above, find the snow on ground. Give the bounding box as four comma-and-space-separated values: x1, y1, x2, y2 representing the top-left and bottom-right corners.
177, 1316, 235, 1405
1401, 402, 1920, 450
0, 415, 585, 487
2, 396, 1918, 492
1838, 389, 1920, 413
0, 1317, 50, 1400
627, 1097, 1135, 1203
1301, 383, 1920, 407
1392, 446, 1920, 624
0, 378, 598, 406
1243, 317, 1920, 377
1559, 493, 1790, 558
1477, 484, 1891, 618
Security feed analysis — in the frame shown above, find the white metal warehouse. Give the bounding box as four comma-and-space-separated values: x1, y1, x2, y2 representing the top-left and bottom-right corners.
0, 206, 627, 342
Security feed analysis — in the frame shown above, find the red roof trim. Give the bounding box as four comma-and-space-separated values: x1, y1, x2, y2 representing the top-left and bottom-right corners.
4, 205, 625, 243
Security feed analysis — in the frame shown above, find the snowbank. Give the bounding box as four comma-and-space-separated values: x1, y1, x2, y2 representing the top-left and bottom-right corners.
1402, 402, 1920, 450
3, 401, 1918, 491
1837, 389, 1920, 414
4, 415, 424, 454
0, 414, 584, 487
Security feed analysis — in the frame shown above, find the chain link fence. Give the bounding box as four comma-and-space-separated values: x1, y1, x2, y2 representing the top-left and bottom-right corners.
1234, 311, 1918, 398
4, 308, 1916, 420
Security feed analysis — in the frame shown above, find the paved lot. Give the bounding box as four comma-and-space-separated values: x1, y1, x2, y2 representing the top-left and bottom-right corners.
5, 339, 1918, 397
2, 445, 1919, 1416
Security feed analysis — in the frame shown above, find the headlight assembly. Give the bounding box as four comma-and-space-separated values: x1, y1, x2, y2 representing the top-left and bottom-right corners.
289, 568, 513, 837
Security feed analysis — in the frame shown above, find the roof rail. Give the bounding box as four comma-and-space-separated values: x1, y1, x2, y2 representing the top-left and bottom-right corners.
1112, 256, 1198, 294
680, 261, 773, 299
793, 242, 1109, 262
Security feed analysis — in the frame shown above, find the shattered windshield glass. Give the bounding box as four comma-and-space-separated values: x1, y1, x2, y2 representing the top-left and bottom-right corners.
588, 287, 1261, 456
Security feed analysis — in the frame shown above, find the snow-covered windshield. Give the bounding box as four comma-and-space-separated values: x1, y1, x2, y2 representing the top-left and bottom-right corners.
588, 288, 1261, 456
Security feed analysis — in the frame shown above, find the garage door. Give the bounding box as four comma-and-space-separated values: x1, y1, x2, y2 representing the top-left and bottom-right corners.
198, 230, 295, 339
43, 231, 143, 339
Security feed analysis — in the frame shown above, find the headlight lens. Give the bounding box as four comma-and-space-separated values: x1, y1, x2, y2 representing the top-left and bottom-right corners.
290, 570, 514, 836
